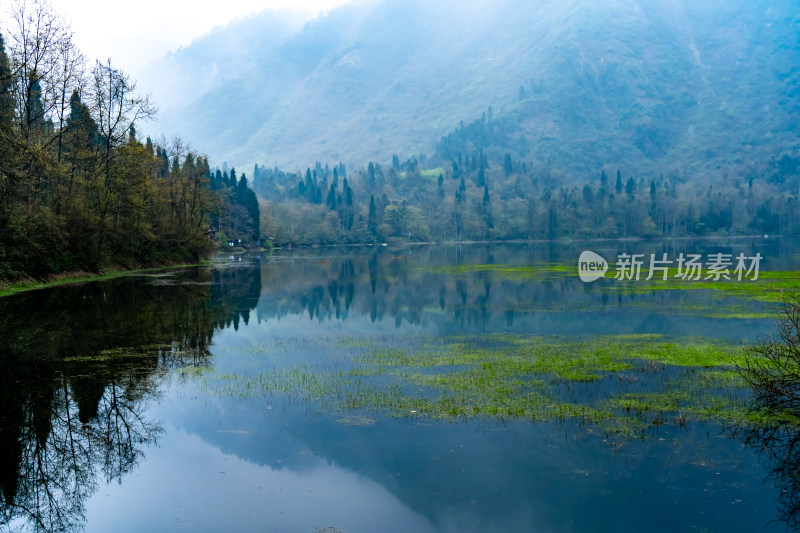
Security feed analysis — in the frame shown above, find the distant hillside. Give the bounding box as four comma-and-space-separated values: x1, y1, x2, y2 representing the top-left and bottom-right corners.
146, 0, 799, 185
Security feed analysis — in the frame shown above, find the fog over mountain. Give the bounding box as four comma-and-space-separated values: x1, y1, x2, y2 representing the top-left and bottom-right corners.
142, 0, 799, 183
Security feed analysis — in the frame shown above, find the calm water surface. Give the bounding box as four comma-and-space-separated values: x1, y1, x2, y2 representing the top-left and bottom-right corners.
2, 240, 799, 532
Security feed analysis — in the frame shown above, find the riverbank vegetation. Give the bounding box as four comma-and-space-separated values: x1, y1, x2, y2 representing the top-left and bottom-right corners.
0, 1, 259, 283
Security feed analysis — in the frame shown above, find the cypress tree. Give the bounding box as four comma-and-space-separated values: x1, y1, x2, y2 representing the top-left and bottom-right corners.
0, 33, 13, 131
503, 152, 513, 176
327, 183, 337, 210
368, 195, 378, 235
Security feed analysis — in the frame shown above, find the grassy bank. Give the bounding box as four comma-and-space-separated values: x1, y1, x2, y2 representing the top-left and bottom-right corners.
0, 260, 214, 299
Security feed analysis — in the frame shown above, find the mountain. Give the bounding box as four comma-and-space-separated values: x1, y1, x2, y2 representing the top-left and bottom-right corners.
144, 0, 799, 184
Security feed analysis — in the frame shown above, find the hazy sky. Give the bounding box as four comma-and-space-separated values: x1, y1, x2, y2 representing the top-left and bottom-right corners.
4, 0, 353, 78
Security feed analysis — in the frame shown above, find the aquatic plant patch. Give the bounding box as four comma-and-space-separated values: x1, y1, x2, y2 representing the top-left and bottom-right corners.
199, 334, 787, 441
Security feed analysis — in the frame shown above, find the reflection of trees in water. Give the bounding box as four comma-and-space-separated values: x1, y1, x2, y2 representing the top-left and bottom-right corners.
257, 246, 594, 330
0, 265, 261, 532
734, 298, 800, 530
732, 424, 800, 530
258, 244, 730, 332
4, 365, 162, 533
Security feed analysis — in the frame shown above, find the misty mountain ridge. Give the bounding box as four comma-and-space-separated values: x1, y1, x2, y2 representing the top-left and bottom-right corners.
144, 0, 799, 185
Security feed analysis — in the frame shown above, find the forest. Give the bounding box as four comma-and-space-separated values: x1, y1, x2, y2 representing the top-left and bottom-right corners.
0, 2, 259, 283
253, 108, 799, 247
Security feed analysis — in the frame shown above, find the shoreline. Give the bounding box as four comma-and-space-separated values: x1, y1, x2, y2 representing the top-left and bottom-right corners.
0, 260, 214, 299
270, 233, 779, 250
0, 234, 780, 298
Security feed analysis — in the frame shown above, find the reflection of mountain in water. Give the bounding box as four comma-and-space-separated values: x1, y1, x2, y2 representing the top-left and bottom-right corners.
176, 377, 782, 533
2, 241, 797, 531
0, 265, 261, 533
255, 243, 778, 339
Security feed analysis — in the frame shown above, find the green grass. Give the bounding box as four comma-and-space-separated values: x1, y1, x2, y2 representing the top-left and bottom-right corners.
198, 333, 783, 441
413, 263, 575, 281
414, 261, 800, 306
599, 269, 800, 303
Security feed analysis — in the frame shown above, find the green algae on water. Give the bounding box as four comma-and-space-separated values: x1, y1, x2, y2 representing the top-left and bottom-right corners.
196, 333, 791, 440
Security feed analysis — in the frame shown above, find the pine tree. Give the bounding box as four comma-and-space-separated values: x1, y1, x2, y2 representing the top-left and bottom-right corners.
483, 185, 494, 229
368, 194, 377, 236
503, 152, 513, 176
343, 178, 354, 230
625, 177, 636, 196
0, 33, 13, 132
455, 177, 466, 205
327, 183, 337, 210
25, 73, 47, 133
615, 170, 623, 194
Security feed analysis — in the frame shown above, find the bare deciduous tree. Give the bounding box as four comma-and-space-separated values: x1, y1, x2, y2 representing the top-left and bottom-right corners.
7, 0, 71, 141
90, 58, 156, 159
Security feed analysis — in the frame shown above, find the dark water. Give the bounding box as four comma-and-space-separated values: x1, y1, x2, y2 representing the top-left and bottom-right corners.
1, 239, 799, 532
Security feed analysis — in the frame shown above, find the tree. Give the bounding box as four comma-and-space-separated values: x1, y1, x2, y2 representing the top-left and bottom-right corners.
0, 0, 225, 281
367, 161, 376, 187
0, 34, 13, 129
740, 294, 800, 428
615, 170, 623, 194
734, 297, 800, 530
625, 177, 636, 196
7, 0, 71, 142
483, 185, 493, 230
87, 58, 157, 259
368, 194, 378, 236
503, 152, 513, 176
327, 182, 337, 210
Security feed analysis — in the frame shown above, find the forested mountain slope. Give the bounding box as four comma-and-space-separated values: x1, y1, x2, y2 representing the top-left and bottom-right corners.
149, 0, 799, 186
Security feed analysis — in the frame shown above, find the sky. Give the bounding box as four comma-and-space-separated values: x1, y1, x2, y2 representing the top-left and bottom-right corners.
3, 0, 353, 79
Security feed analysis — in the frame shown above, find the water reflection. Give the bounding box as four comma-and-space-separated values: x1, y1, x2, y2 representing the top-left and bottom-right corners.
1, 240, 799, 532
84, 428, 440, 533
733, 423, 800, 530
0, 265, 261, 532
255, 242, 783, 338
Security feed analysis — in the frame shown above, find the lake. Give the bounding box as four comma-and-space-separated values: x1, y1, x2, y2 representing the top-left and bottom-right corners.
2, 239, 800, 532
